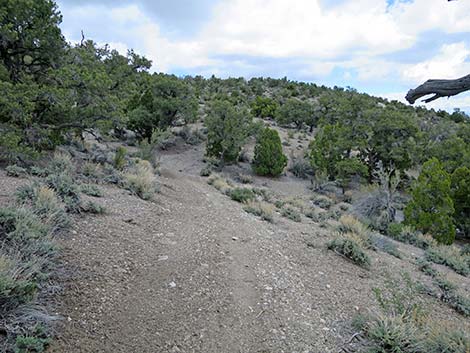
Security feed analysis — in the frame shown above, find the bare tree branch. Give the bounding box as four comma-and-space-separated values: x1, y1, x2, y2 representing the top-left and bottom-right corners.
405, 74, 470, 104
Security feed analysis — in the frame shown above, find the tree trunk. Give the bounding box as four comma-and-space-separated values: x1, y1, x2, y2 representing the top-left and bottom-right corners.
406, 74, 470, 104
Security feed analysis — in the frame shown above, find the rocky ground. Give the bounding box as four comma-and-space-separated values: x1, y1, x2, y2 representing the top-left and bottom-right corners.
1, 132, 468, 353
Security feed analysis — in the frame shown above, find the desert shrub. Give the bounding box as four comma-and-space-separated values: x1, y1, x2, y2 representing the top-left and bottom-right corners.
80, 184, 103, 197
124, 160, 158, 200
372, 235, 402, 259
243, 200, 274, 222
177, 126, 205, 145
16, 185, 69, 233
29, 166, 48, 177
81, 201, 106, 214
229, 187, 256, 203
425, 246, 470, 276
236, 174, 253, 184
80, 161, 102, 179
15, 335, 50, 353
461, 244, 470, 256
336, 215, 372, 248
434, 276, 470, 317
327, 237, 371, 268
387, 224, 437, 250
281, 206, 302, 222
353, 274, 470, 353
6, 165, 27, 177
405, 158, 455, 245
114, 146, 127, 171
311, 194, 334, 209
199, 166, 212, 177
305, 207, 328, 222
289, 157, 314, 179
207, 175, 233, 194
417, 259, 438, 278
102, 164, 123, 185
48, 151, 74, 175
44, 173, 81, 213
0, 254, 39, 312
252, 128, 287, 177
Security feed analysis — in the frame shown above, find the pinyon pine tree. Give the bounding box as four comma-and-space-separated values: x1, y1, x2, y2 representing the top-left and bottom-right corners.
252, 127, 287, 177
404, 158, 455, 245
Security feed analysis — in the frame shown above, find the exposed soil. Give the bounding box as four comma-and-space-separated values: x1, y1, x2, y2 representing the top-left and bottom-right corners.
2, 134, 468, 353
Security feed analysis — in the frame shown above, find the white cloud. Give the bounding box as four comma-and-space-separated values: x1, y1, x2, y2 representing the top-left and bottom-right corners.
402, 42, 470, 83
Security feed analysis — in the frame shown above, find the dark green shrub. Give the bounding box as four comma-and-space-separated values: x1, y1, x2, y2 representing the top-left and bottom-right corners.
252, 128, 287, 176
205, 100, 252, 163
327, 237, 371, 268
451, 166, 470, 238
229, 187, 256, 203
251, 96, 278, 118
404, 158, 456, 245
15, 335, 50, 353
387, 222, 404, 238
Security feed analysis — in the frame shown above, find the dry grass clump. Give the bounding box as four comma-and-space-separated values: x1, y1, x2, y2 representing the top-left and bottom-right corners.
336, 214, 372, 248
243, 200, 275, 222
208, 175, 233, 194
124, 160, 158, 200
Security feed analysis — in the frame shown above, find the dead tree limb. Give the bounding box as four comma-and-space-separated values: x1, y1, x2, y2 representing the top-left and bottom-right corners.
405, 74, 470, 104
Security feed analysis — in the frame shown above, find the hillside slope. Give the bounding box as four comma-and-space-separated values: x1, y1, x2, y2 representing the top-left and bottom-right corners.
5, 143, 457, 353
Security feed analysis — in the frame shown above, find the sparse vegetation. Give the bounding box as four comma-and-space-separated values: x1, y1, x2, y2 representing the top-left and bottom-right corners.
355, 274, 470, 353
425, 245, 470, 276
229, 187, 256, 203
281, 206, 302, 222
243, 200, 274, 222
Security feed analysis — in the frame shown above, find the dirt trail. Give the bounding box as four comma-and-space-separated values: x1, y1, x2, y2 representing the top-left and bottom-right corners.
45, 148, 470, 353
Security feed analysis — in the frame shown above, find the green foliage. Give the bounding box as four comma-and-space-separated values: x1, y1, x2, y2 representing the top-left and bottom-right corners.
252, 128, 287, 177
434, 276, 470, 317
404, 158, 456, 245
309, 123, 354, 179
276, 98, 316, 130
450, 166, 470, 238
228, 187, 256, 203
15, 335, 50, 353
205, 100, 252, 163
251, 96, 278, 118
127, 74, 197, 141
114, 146, 127, 171
0, 0, 65, 82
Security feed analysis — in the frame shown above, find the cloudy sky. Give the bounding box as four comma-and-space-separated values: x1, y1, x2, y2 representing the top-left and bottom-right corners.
57, 0, 470, 111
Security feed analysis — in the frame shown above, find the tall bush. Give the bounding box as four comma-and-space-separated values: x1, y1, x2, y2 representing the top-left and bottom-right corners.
252, 128, 287, 176
404, 158, 455, 245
